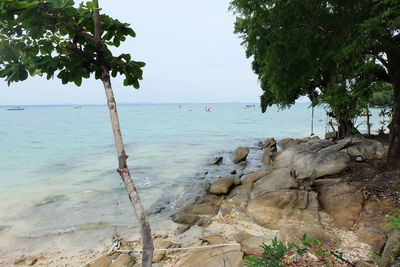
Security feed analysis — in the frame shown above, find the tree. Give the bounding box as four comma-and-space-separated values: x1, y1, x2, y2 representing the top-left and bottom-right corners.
0, 0, 154, 265
230, 0, 400, 167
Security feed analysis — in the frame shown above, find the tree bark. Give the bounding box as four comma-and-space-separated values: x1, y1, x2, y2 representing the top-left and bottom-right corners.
92, 1, 154, 265
338, 118, 358, 138
386, 52, 400, 168
101, 68, 154, 266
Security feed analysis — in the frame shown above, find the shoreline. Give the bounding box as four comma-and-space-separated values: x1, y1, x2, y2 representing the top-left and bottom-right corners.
1, 135, 398, 266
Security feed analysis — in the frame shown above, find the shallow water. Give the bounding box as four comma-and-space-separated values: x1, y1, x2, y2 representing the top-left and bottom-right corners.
0, 103, 382, 242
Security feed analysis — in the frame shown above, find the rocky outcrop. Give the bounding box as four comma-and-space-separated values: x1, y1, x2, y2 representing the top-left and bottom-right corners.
152, 240, 181, 263
247, 190, 320, 229
379, 231, 400, 267
236, 234, 276, 256
175, 245, 243, 267
242, 170, 270, 184
228, 183, 253, 207
210, 156, 223, 165
232, 146, 249, 164
175, 180, 210, 208
210, 178, 235, 195
251, 168, 297, 198
316, 181, 364, 230
109, 254, 135, 267
340, 138, 385, 160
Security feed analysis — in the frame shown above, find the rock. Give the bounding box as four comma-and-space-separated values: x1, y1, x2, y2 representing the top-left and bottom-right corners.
251, 168, 298, 198
274, 140, 333, 169
210, 178, 235, 195
354, 199, 394, 252
229, 170, 237, 175
14, 256, 39, 266
316, 182, 364, 230
171, 212, 200, 225
152, 240, 181, 263
355, 261, 375, 267
242, 170, 270, 184
379, 231, 400, 267
263, 138, 277, 148
234, 177, 241, 186
232, 146, 249, 164
0, 225, 11, 232
190, 203, 220, 215
238, 161, 247, 168
175, 180, 210, 208
247, 190, 320, 229
196, 217, 212, 227
175, 225, 190, 235
279, 138, 307, 150
175, 245, 243, 267
210, 156, 223, 165
340, 138, 385, 160
261, 149, 271, 165
109, 254, 135, 267
291, 147, 350, 179
85, 255, 112, 267
325, 131, 338, 140
234, 231, 255, 243
279, 223, 339, 249
240, 235, 277, 256
200, 235, 225, 244
228, 183, 253, 207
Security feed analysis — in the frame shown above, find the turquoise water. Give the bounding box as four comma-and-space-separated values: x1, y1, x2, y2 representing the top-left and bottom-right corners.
0, 103, 382, 239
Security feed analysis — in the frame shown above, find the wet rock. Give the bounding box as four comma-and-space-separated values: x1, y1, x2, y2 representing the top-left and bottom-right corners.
210, 156, 223, 165
0, 225, 11, 232
251, 168, 298, 198
262, 138, 277, 150
200, 235, 225, 244
316, 181, 364, 230
229, 170, 237, 175
247, 190, 319, 229
175, 180, 210, 208
340, 138, 385, 160
261, 149, 272, 165
232, 146, 249, 164
279, 138, 307, 150
171, 212, 200, 225
85, 255, 111, 267
210, 178, 235, 195
242, 170, 269, 184
238, 160, 247, 169
379, 231, 400, 267
109, 254, 135, 267
175, 244, 243, 267
280, 223, 339, 249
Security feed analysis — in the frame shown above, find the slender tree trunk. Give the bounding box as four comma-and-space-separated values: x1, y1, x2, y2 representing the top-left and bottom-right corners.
338, 118, 358, 138
92, 1, 154, 265
101, 68, 154, 266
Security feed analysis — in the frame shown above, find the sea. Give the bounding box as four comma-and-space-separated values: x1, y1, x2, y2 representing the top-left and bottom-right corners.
0, 103, 383, 251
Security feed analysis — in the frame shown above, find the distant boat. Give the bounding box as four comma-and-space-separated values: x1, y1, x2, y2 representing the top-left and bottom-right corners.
244, 104, 256, 110
73, 105, 82, 109
7, 107, 24, 111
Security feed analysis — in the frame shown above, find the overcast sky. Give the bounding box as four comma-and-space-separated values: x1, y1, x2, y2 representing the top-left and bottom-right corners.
0, 0, 264, 105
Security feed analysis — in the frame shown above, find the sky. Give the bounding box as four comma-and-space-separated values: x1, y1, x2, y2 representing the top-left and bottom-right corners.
0, 0, 264, 105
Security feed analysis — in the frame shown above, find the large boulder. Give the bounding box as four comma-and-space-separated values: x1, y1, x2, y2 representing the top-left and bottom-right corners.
274, 140, 333, 169
316, 181, 364, 230
340, 138, 385, 160
242, 170, 270, 184
379, 231, 400, 267
251, 168, 298, 198
291, 147, 350, 179
175, 245, 243, 267
279, 223, 340, 249
239, 235, 276, 256
232, 146, 250, 164
279, 138, 307, 150
210, 178, 235, 195
247, 190, 320, 229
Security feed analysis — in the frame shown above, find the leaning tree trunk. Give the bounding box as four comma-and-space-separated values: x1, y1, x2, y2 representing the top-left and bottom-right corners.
101, 68, 154, 265
92, 1, 154, 265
